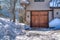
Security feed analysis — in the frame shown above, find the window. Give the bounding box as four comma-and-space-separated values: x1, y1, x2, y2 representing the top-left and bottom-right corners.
34, 0, 44, 2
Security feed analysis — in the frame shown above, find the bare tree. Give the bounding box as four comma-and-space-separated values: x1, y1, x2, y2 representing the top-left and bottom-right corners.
11, 0, 17, 22
4, 0, 18, 22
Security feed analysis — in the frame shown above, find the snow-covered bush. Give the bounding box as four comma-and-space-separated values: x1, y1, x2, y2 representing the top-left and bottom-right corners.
49, 18, 60, 29
0, 17, 30, 40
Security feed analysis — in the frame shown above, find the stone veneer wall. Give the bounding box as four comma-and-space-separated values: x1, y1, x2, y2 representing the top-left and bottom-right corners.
26, 0, 51, 10
26, 11, 31, 25
54, 9, 60, 18
49, 11, 53, 22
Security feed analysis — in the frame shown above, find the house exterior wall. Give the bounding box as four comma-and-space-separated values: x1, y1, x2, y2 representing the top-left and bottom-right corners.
26, 0, 53, 26
49, 11, 53, 22
26, 11, 31, 25
26, 0, 60, 26
26, 11, 53, 25
26, 0, 52, 10
54, 9, 60, 18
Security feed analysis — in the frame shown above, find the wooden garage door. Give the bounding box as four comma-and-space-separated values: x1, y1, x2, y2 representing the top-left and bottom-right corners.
31, 11, 48, 28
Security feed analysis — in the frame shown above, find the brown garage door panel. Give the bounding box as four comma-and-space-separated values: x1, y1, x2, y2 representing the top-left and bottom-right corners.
32, 16, 39, 27
31, 11, 48, 28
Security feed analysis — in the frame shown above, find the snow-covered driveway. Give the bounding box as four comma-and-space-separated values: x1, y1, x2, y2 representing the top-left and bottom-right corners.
16, 30, 60, 40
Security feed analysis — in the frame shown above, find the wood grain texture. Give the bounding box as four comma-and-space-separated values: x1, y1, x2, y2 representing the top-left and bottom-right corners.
31, 11, 48, 28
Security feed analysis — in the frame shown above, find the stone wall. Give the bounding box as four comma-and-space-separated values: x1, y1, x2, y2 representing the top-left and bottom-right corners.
26, 11, 31, 25
54, 9, 60, 18
49, 11, 53, 22
26, 0, 52, 10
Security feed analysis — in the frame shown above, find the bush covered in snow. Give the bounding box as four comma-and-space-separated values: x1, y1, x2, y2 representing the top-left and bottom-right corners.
0, 17, 30, 40
49, 18, 60, 30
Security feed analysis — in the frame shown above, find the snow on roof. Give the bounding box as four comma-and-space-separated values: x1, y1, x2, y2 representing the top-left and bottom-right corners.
50, 0, 60, 7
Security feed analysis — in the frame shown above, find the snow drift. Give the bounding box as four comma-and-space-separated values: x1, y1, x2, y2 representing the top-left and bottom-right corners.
49, 18, 60, 29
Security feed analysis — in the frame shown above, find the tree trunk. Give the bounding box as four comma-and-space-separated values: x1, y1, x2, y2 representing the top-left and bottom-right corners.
12, 0, 17, 22
13, 13, 15, 22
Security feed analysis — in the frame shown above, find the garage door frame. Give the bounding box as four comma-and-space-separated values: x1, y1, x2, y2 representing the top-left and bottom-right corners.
30, 10, 49, 28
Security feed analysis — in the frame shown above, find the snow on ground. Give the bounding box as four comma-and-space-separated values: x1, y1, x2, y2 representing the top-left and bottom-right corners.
49, 18, 60, 29
0, 17, 60, 40
16, 30, 60, 40
0, 17, 30, 40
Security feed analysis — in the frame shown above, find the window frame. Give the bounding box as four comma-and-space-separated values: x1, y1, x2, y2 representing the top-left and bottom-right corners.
34, 0, 44, 2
